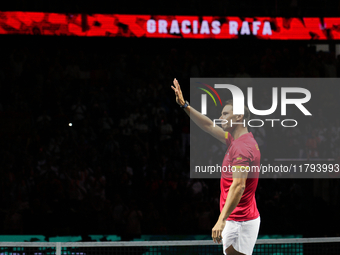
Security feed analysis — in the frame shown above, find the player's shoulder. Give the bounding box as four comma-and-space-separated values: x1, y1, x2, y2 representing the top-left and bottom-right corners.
245, 135, 258, 148
234, 132, 256, 145
231, 133, 259, 152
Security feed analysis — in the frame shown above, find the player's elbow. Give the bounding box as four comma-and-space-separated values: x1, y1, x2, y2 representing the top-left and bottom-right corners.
236, 184, 246, 192
232, 180, 246, 192
204, 124, 214, 134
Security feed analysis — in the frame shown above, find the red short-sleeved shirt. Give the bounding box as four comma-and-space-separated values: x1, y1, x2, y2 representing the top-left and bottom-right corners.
220, 132, 260, 221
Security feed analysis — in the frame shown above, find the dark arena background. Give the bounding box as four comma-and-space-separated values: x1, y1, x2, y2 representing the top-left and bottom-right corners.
1, 0, 340, 254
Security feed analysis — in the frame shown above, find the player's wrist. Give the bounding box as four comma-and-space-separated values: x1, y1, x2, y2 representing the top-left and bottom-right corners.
180, 100, 189, 108
218, 214, 227, 221
177, 98, 185, 106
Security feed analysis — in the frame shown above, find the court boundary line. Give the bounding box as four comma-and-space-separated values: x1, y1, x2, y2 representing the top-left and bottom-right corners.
0, 237, 339, 248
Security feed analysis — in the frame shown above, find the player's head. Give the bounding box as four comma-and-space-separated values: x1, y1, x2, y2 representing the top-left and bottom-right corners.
219, 99, 250, 131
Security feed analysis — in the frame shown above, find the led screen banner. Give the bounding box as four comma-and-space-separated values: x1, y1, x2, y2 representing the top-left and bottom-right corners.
1, 11, 340, 39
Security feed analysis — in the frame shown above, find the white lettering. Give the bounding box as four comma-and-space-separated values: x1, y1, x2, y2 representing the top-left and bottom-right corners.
252, 21, 261, 35
214, 84, 244, 114
213, 119, 228, 127
146, 19, 156, 33
248, 87, 278, 115
240, 21, 250, 35
182, 20, 191, 34
208, 166, 215, 173
211, 20, 221, 34
170, 20, 180, 34
193, 20, 198, 34
281, 119, 298, 127
247, 119, 264, 127
265, 119, 280, 127
262, 21, 272, 35
200, 20, 210, 34
229, 21, 238, 35
158, 20, 168, 33
230, 119, 246, 127
281, 87, 312, 115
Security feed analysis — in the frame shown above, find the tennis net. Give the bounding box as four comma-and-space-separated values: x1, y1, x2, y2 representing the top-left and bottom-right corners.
0, 237, 340, 255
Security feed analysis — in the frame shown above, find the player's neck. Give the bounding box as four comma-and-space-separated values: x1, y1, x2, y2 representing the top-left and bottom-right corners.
230, 126, 249, 140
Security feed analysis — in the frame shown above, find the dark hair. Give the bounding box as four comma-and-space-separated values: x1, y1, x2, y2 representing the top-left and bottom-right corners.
224, 99, 250, 123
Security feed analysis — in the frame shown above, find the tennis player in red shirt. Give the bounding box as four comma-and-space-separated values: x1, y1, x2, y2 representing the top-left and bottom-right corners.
171, 78, 260, 255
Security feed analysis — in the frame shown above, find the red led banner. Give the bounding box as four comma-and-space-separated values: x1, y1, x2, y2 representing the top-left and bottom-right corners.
1, 11, 340, 39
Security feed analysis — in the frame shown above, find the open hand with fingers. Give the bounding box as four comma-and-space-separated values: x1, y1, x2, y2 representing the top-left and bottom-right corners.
171, 78, 186, 107
212, 219, 226, 244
